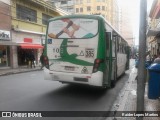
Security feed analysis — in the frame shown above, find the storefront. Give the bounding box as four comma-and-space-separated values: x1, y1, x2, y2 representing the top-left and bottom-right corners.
12, 31, 44, 67
147, 28, 160, 55
0, 45, 9, 67
0, 30, 14, 68
17, 41, 44, 66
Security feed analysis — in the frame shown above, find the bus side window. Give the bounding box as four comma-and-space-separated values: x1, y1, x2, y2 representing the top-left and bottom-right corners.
122, 45, 124, 53
105, 32, 111, 57
124, 46, 126, 53
112, 37, 116, 57
121, 45, 122, 53
117, 37, 119, 52
121, 45, 123, 53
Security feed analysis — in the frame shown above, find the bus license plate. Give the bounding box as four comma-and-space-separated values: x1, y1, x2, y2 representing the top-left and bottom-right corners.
65, 66, 75, 71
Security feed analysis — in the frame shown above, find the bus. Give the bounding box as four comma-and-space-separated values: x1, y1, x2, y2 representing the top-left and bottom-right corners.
43, 15, 130, 88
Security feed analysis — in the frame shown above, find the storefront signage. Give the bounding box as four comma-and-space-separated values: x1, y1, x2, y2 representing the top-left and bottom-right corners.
0, 30, 10, 40
24, 38, 32, 43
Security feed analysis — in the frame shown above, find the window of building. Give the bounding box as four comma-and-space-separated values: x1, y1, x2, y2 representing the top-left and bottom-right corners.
87, 6, 91, 11
80, 8, 83, 12
102, 6, 105, 10
97, 6, 100, 10
42, 13, 52, 25
76, 8, 79, 13
16, 4, 37, 22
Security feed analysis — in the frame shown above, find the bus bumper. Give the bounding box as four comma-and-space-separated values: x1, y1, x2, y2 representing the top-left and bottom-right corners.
44, 67, 103, 87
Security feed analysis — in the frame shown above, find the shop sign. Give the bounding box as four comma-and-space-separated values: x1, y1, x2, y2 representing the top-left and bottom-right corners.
0, 30, 10, 40
24, 38, 32, 43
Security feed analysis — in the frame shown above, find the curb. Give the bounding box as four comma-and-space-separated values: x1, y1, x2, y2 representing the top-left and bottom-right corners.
106, 67, 137, 120
0, 69, 43, 76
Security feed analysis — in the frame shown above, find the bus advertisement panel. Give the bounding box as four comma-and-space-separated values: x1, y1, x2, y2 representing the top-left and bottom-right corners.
46, 18, 98, 75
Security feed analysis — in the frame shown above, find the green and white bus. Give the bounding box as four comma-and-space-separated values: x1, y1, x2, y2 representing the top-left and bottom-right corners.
43, 15, 130, 88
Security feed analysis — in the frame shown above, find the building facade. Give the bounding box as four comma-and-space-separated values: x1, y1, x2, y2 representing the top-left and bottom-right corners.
51, 0, 119, 32
53, 0, 74, 14
119, 1, 134, 47
0, 0, 12, 68
0, 0, 68, 69
147, 0, 160, 56
74, 0, 119, 31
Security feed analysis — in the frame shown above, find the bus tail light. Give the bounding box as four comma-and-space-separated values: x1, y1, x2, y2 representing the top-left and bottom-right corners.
92, 59, 104, 73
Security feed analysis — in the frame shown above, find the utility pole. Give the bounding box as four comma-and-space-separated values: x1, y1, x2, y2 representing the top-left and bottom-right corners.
136, 0, 147, 120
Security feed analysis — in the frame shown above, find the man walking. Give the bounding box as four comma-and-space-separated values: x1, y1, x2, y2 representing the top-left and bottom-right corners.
30, 51, 35, 68
40, 53, 45, 69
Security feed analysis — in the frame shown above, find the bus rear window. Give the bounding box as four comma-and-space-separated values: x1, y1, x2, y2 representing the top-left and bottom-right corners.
48, 18, 98, 39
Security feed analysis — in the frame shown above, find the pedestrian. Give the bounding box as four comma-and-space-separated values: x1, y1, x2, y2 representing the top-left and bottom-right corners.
146, 51, 152, 66
26, 52, 30, 68
153, 52, 160, 64
30, 52, 35, 68
40, 53, 45, 69
135, 51, 151, 80
135, 54, 139, 68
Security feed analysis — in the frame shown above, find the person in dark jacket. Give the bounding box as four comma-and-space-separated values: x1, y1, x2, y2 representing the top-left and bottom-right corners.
40, 53, 45, 69
30, 52, 35, 68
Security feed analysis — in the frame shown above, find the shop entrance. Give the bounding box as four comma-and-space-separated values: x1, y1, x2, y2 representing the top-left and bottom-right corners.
0, 45, 10, 67
17, 47, 37, 66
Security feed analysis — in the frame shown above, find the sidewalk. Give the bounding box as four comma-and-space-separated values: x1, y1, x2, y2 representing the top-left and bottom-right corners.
0, 64, 159, 119
108, 67, 160, 120
0, 66, 42, 76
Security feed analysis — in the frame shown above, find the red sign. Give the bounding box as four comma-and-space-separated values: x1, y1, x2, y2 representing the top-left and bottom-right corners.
24, 38, 32, 43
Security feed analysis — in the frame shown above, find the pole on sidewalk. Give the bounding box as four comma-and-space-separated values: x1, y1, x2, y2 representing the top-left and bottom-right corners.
137, 0, 147, 120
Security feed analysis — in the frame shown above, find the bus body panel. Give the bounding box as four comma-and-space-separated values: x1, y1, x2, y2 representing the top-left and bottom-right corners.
46, 18, 99, 74
117, 53, 127, 77
47, 36, 98, 74
44, 15, 129, 88
44, 67, 103, 86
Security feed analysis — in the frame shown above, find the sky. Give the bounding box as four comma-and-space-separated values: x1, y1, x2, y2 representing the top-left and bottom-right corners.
118, 0, 154, 45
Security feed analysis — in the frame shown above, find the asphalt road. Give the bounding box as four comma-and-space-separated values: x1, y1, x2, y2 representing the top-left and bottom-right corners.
0, 60, 135, 120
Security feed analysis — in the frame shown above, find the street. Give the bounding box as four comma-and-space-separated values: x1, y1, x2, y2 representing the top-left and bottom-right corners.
0, 60, 135, 120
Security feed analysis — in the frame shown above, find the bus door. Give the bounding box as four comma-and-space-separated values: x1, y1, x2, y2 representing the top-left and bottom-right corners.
103, 32, 112, 87
111, 35, 117, 81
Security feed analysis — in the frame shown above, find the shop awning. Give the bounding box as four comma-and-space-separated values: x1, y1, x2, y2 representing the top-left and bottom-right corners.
20, 43, 44, 49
